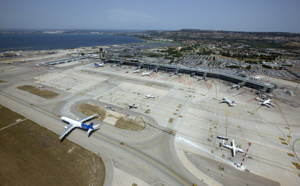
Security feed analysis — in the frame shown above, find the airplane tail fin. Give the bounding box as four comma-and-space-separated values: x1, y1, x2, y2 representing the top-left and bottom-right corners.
87, 123, 100, 135
88, 122, 94, 128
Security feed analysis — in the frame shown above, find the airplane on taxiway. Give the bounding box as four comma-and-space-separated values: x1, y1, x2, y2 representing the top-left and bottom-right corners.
59, 113, 99, 140
94, 62, 104, 67
220, 139, 244, 157
146, 94, 156, 99
220, 97, 236, 106
128, 104, 138, 109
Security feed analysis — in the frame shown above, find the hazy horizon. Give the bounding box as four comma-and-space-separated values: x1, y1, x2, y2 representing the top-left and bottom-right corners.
1, 0, 300, 33
1, 28, 300, 34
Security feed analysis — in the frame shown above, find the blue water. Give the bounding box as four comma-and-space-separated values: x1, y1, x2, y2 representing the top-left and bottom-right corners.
0, 33, 144, 51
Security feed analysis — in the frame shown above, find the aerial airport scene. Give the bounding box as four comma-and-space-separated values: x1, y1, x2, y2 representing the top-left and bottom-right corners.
1, 1, 300, 186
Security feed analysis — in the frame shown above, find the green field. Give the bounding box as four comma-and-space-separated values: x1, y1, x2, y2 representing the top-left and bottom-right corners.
0, 105, 105, 185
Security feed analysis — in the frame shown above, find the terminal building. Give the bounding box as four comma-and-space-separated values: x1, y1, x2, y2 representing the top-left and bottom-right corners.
105, 59, 275, 93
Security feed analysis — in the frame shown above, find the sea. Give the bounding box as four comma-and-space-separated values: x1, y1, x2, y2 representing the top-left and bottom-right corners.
0, 33, 145, 51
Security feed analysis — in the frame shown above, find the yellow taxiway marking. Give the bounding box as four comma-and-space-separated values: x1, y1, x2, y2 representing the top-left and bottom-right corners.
182, 148, 284, 185
188, 125, 286, 152
263, 119, 300, 163
162, 135, 188, 185
94, 133, 189, 185
0, 92, 58, 118
180, 150, 216, 186
249, 106, 262, 114
292, 139, 300, 151
0, 91, 189, 185
228, 90, 247, 99
275, 102, 291, 142
131, 133, 165, 148
182, 136, 294, 171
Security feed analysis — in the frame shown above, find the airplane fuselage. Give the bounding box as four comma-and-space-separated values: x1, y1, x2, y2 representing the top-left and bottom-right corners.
220, 97, 235, 106
221, 140, 244, 157
61, 117, 95, 131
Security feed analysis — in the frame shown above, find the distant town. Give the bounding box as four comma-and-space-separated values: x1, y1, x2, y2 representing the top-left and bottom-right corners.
1, 28, 300, 80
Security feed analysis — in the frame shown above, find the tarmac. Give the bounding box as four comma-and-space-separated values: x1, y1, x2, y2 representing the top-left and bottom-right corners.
0, 54, 299, 185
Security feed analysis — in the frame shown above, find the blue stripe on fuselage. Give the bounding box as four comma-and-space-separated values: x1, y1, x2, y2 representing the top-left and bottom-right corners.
81, 123, 89, 129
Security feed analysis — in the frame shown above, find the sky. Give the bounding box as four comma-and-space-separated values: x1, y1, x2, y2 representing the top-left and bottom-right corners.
0, 0, 300, 33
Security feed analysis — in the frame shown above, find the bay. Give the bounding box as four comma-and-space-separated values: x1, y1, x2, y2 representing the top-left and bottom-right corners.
0, 33, 144, 51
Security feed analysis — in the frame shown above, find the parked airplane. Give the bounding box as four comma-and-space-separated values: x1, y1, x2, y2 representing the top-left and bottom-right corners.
220, 97, 236, 106
94, 62, 104, 67
146, 94, 156, 99
217, 136, 229, 140
197, 73, 208, 81
231, 81, 246, 90
250, 76, 260, 81
169, 72, 178, 77
197, 76, 208, 81
128, 104, 138, 109
256, 98, 276, 108
59, 113, 99, 140
133, 69, 142, 73
220, 139, 244, 157
142, 70, 153, 76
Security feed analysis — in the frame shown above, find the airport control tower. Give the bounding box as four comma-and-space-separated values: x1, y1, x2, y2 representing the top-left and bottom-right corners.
99, 48, 103, 60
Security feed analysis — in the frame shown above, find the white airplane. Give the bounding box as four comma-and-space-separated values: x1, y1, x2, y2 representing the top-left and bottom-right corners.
146, 94, 156, 99
133, 69, 142, 73
220, 97, 236, 106
220, 140, 244, 157
256, 98, 276, 108
142, 70, 153, 76
169, 72, 178, 77
231, 82, 246, 90
251, 76, 260, 80
94, 62, 104, 67
197, 76, 208, 81
59, 113, 100, 140
197, 73, 208, 81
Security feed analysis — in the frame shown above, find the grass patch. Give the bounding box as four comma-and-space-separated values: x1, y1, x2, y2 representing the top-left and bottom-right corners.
77, 103, 106, 121
0, 80, 6, 83
0, 105, 25, 128
17, 85, 59, 99
114, 116, 145, 131
0, 109, 105, 185
77, 103, 145, 131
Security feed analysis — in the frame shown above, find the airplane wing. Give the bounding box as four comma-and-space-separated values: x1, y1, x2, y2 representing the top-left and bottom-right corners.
77, 113, 98, 123
59, 124, 76, 139
232, 149, 236, 157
